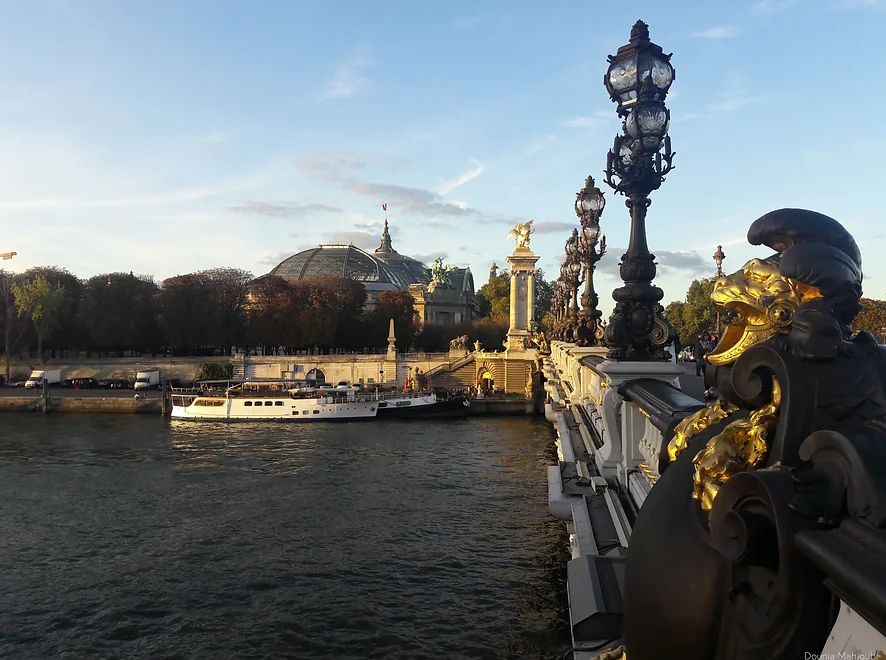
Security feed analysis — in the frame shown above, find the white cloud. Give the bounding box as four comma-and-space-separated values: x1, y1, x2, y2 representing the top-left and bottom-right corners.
751, 0, 794, 14
228, 201, 342, 219
438, 160, 486, 195
319, 46, 374, 100
560, 110, 613, 129
691, 26, 740, 39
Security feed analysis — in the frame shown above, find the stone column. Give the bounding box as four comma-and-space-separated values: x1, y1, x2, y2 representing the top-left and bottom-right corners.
505, 245, 540, 352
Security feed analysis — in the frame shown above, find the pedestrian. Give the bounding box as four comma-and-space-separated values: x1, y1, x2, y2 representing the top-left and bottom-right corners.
695, 330, 712, 377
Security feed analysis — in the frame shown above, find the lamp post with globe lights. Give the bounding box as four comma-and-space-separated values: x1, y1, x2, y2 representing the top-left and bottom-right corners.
602, 20, 677, 360
564, 229, 583, 342
574, 176, 607, 346
713, 244, 725, 334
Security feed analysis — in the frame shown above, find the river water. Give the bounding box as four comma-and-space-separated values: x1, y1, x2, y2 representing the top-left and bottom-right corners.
0, 415, 568, 659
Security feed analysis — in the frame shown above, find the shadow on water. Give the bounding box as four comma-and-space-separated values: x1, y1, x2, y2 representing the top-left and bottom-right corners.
0, 414, 570, 659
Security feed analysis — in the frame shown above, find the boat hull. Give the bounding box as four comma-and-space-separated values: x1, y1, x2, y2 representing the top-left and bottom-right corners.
376, 395, 470, 419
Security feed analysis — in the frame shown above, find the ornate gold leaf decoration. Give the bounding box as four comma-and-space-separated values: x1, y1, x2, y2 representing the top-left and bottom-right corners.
590, 646, 626, 660
667, 400, 739, 462
692, 378, 782, 512
706, 257, 821, 367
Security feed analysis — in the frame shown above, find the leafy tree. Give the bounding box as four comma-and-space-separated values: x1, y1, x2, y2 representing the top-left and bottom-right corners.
196, 362, 234, 380
369, 289, 417, 350
202, 267, 252, 349
665, 278, 737, 347
534, 269, 555, 321
80, 273, 160, 353
295, 277, 366, 350
245, 275, 305, 349
12, 274, 67, 365
0, 271, 28, 382
852, 298, 886, 340
477, 270, 511, 319
159, 273, 213, 353
25, 267, 85, 352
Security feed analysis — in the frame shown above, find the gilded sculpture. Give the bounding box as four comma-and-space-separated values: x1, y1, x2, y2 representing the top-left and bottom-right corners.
621, 208, 884, 660
430, 257, 454, 287
507, 220, 535, 249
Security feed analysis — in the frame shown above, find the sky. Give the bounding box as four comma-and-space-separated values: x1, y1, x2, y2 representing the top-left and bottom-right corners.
1, 0, 885, 317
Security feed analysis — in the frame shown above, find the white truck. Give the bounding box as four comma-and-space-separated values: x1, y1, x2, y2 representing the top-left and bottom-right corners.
25, 369, 62, 389
134, 370, 161, 390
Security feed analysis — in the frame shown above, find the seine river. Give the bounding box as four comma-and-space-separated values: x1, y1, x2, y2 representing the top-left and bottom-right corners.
0, 415, 568, 659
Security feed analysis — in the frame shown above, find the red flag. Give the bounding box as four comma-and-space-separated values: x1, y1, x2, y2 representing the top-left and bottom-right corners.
382, 203, 387, 212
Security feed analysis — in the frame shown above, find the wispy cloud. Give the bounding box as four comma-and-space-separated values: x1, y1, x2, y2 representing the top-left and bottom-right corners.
342, 181, 474, 217
228, 201, 341, 219
0, 187, 219, 210
319, 45, 374, 101
453, 17, 481, 29
413, 251, 448, 264
524, 134, 556, 156
324, 231, 379, 250
260, 251, 295, 266
438, 159, 486, 195
293, 151, 365, 182
751, 0, 794, 14
560, 110, 614, 129
691, 26, 740, 39
533, 221, 576, 235
596, 248, 711, 278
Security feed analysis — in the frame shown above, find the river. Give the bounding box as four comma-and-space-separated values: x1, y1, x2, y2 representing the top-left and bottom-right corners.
0, 415, 569, 659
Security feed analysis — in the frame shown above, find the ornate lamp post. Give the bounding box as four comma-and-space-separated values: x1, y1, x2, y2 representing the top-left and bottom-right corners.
564, 229, 583, 342
713, 244, 725, 334
574, 176, 607, 346
602, 20, 677, 361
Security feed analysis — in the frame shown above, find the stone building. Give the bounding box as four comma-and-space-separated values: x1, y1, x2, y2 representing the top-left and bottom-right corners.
266, 221, 477, 324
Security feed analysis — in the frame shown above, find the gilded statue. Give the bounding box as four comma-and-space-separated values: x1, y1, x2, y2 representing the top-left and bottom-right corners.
507, 220, 534, 249
622, 208, 886, 660
430, 257, 454, 287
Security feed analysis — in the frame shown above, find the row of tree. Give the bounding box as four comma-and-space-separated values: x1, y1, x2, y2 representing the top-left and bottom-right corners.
0, 265, 556, 361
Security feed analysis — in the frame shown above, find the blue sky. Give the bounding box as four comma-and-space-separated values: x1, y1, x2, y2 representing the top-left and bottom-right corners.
1, 0, 885, 316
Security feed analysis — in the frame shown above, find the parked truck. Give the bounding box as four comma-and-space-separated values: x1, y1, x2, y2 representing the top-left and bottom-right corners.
25, 369, 62, 389
134, 370, 161, 390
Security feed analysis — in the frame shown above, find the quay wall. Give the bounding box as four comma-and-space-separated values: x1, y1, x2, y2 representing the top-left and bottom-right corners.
4, 354, 451, 385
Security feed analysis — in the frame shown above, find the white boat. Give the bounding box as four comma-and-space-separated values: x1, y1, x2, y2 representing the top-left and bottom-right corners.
170, 380, 378, 421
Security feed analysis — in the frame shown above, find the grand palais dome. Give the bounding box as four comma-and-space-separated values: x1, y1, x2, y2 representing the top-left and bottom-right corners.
268, 221, 431, 294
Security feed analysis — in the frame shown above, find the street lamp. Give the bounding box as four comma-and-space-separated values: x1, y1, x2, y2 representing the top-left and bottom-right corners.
564, 229, 582, 341
713, 245, 726, 334
574, 176, 607, 346
602, 20, 677, 361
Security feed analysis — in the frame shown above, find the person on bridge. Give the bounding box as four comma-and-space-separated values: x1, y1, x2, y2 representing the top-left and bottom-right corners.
695, 331, 712, 377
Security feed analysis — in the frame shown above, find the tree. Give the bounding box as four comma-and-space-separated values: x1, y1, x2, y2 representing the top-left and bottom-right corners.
477, 270, 510, 319
202, 267, 252, 349
12, 274, 67, 365
0, 271, 28, 383
25, 267, 85, 352
245, 275, 305, 349
665, 278, 737, 348
295, 277, 367, 350
159, 273, 213, 354
80, 273, 160, 353
369, 289, 417, 349
534, 269, 555, 322
852, 298, 886, 340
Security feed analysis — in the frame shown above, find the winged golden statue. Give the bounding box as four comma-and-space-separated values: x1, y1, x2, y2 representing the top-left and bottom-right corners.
507, 220, 534, 249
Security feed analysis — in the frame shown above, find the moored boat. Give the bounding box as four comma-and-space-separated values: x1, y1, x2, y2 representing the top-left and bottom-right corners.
170, 380, 379, 421
376, 388, 470, 419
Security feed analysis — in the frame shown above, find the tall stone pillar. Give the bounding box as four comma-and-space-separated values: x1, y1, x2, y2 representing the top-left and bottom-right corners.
505, 244, 539, 352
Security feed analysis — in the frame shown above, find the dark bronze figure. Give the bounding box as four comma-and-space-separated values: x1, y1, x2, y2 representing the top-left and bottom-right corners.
618, 209, 886, 659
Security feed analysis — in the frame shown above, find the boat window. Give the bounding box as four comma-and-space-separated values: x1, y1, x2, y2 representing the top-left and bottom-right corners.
303, 411, 308, 415
274, 401, 283, 406
244, 401, 252, 406
312, 410, 319, 415
264, 401, 273, 406
292, 411, 299, 415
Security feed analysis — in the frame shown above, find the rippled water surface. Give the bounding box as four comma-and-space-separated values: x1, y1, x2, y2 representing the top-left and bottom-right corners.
0, 415, 568, 659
